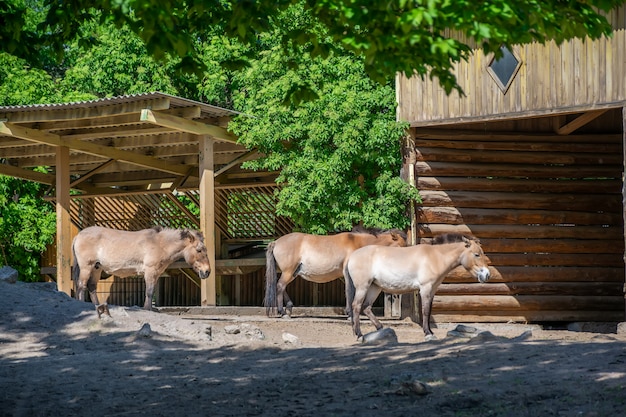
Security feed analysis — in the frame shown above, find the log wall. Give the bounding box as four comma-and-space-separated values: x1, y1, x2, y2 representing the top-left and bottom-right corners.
412, 126, 625, 322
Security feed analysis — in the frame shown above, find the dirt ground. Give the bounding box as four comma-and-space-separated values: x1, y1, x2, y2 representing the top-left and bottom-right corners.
1, 279, 625, 417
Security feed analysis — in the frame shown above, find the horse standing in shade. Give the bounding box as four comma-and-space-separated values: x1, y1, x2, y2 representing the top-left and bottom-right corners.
265, 227, 408, 317
72, 226, 211, 318
345, 233, 491, 341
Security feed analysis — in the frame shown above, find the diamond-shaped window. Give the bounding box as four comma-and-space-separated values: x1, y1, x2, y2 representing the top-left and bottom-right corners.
487, 46, 522, 94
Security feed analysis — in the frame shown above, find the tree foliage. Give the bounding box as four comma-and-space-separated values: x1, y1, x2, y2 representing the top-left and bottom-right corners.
1, 0, 624, 277
0, 174, 56, 281
229, 10, 420, 231
3, 0, 623, 97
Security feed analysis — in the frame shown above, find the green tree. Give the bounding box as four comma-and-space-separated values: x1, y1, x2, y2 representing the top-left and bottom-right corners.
4, 0, 623, 98
230, 7, 419, 233
0, 173, 56, 280
2, 0, 625, 240
60, 23, 179, 97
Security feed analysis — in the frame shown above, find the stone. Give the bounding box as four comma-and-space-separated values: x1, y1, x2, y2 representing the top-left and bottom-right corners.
240, 323, 265, 340
224, 325, 241, 334
282, 332, 299, 345
137, 323, 152, 338
0, 266, 18, 283
362, 327, 398, 344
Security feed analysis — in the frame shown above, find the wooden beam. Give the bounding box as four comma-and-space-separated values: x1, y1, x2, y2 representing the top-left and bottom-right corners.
409, 103, 623, 128
0, 163, 55, 184
56, 146, 72, 296
413, 128, 622, 142
0, 121, 191, 176
214, 149, 258, 177
199, 136, 217, 306
0, 137, 32, 147
140, 109, 238, 143
555, 109, 609, 135
69, 159, 115, 188
62, 126, 175, 141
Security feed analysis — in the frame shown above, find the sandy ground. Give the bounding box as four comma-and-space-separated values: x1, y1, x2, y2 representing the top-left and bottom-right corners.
1, 279, 626, 417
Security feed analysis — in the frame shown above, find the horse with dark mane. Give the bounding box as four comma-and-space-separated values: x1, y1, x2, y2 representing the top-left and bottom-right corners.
265, 226, 407, 317
345, 233, 491, 341
72, 226, 211, 317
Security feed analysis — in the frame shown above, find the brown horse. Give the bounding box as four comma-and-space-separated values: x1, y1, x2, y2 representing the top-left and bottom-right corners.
345, 233, 491, 341
72, 226, 211, 317
265, 227, 407, 317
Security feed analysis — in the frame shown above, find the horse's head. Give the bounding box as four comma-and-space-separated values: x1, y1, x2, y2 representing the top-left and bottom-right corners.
459, 237, 491, 283
378, 229, 408, 247
181, 230, 211, 279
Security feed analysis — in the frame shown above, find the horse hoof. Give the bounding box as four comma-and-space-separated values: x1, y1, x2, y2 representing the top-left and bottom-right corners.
424, 334, 438, 342
96, 304, 111, 319
281, 314, 292, 320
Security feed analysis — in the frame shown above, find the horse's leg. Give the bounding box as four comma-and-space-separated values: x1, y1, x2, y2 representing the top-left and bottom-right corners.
86, 270, 109, 318
351, 285, 371, 340
89, 270, 110, 318
283, 290, 294, 316
420, 285, 436, 341
361, 285, 384, 331
143, 273, 159, 311
75, 266, 90, 302
276, 270, 295, 317
341, 265, 352, 321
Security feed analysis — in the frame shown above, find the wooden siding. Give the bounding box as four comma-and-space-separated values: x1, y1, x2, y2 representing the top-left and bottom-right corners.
397, 8, 626, 125
79, 267, 351, 309
411, 126, 625, 322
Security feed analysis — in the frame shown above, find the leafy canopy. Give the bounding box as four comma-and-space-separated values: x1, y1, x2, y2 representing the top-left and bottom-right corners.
1, 0, 624, 247
2, 0, 623, 97
0, 174, 56, 281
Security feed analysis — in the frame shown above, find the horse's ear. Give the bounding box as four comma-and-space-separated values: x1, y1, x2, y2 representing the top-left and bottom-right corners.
462, 236, 471, 247
180, 229, 195, 243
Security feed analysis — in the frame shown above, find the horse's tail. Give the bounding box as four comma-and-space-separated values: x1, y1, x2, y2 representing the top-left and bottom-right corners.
71, 240, 79, 297
343, 261, 356, 320
264, 241, 278, 316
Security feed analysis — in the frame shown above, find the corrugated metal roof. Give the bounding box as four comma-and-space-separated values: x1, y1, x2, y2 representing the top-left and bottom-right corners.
0, 91, 241, 119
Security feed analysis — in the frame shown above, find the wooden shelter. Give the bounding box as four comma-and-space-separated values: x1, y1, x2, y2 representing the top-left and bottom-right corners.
0, 92, 293, 306
397, 7, 626, 322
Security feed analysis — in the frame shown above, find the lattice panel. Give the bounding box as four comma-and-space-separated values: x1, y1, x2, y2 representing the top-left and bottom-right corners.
214, 185, 293, 240
65, 186, 291, 240
70, 192, 199, 230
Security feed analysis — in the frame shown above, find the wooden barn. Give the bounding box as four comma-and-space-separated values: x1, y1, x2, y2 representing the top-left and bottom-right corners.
397, 6, 626, 322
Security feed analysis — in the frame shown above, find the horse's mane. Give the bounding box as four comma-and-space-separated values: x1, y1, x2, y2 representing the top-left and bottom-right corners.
431, 233, 476, 245
351, 225, 408, 240
150, 226, 205, 242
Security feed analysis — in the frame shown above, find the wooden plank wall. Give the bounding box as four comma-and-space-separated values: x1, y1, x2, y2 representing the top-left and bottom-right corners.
413, 126, 625, 322
89, 268, 350, 309
218, 269, 349, 308
397, 8, 626, 124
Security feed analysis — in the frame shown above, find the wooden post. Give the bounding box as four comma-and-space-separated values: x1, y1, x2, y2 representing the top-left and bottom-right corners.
199, 136, 216, 306
622, 106, 626, 322
401, 129, 420, 322
55, 146, 72, 295
408, 163, 417, 246
234, 274, 241, 306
